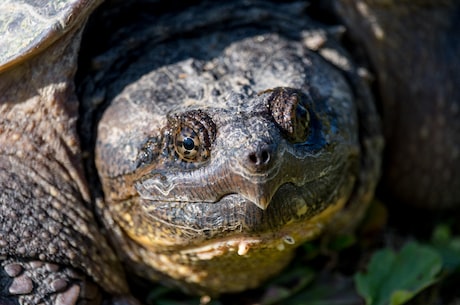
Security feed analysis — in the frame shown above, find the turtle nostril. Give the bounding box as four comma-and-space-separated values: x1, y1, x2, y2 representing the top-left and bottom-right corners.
249, 153, 258, 164
261, 150, 270, 164
248, 149, 271, 166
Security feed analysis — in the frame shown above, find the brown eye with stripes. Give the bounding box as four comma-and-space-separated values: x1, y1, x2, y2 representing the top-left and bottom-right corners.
174, 125, 211, 162
172, 109, 216, 162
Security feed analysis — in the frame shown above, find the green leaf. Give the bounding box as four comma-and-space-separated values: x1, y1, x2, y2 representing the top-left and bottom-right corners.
390, 290, 414, 305
354, 241, 442, 305
431, 224, 460, 271
432, 224, 452, 244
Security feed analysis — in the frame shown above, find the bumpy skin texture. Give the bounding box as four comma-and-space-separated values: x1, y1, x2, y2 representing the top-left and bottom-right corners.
0, 5, 136, 305
334, 0, 460, 207
79, 0, 382, 295
0, 259, 102, 305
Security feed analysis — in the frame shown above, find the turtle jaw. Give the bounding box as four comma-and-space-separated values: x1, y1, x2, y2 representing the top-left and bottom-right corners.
108, 144, 359, 295
109, 174, 354, 295
114, 153, 357, 248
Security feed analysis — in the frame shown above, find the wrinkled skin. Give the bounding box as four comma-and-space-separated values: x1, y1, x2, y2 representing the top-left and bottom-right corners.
0, 0, 458, 304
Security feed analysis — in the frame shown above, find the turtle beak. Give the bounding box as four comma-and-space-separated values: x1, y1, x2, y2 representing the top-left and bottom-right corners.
244, 196, 270, 210
237, 181, 278, 210
252, 196, 270, 210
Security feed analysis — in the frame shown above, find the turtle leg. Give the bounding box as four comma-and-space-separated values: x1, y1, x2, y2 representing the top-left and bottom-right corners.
0, 257, 104, 305
0, 20, 135, 305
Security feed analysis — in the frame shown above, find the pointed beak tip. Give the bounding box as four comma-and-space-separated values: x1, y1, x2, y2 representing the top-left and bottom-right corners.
240, 187, 275, 210
256, 204, 269, 210
252, 198, 270, 210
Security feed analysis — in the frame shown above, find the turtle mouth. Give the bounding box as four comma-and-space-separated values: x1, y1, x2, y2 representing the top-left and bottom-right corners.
131, 158, 356, 246
177, 189, 349, 257
118, 171, 354, 254
141, 180, 337, 229
111, 151, 358, 250
140, 180, 297, 211
134, 152, 344, 212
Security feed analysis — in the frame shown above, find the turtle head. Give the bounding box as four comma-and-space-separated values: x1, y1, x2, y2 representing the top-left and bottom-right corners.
95, 34, 362, 294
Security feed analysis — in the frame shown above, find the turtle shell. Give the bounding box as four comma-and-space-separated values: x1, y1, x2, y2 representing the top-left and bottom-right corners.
0, 0, 101, 73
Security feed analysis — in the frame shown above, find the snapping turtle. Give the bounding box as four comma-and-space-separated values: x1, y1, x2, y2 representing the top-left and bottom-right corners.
0, 0, 459, 304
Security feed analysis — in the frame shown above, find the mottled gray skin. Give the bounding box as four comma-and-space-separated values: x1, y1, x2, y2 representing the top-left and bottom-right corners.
0, 0, 459, 304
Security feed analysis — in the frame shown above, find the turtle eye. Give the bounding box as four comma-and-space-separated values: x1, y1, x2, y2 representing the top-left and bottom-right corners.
171, 110, 216, 162
174, 126, 205, 161
266, 87, 310, 143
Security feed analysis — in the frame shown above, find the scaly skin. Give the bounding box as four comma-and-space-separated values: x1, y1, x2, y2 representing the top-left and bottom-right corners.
0, 19, 136, 305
